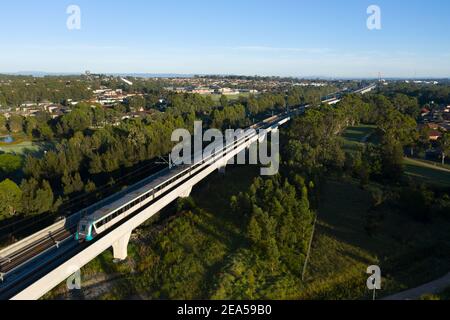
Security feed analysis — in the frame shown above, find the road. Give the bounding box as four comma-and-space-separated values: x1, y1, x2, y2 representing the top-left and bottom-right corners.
384, 273, 450, 300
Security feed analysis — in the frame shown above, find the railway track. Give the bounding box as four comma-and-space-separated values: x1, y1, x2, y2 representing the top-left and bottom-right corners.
0, 227, 74, 274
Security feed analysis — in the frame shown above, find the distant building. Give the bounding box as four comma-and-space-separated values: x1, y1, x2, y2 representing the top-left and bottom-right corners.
21, 101, 37, 108
429, 130, 443, 141
421, 108, 430, 116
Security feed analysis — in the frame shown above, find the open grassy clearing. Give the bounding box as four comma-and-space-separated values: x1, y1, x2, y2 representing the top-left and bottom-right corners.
342, 125, 377, 143
0, 140, 53, 156
403, 158, 450, 188
340, 124, 377, 154
341, 125, 450, 188
300, 179, 450, 299
201, 92, 252, 103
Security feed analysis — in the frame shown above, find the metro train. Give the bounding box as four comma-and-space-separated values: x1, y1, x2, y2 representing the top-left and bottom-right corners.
75, 110, 297, 242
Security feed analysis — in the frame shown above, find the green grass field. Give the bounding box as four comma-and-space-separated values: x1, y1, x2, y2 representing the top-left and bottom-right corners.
0, 141, 39, 154
340, 125, 378, 154
0, 140, 53, 156
300, 179, 450, 299
342, 125, 377, 143
403, 158, 450, 188
202, 92, 251, 103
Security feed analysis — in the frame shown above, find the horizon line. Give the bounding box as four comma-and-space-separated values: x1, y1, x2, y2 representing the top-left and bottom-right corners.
0, 71, 449, 81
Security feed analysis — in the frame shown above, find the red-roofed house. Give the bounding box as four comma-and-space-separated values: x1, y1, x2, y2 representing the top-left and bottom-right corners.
429, 130, 442, 141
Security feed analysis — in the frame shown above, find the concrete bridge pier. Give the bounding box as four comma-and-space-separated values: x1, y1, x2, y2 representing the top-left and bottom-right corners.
112, 231, 132, 261
258, 133, 267, 143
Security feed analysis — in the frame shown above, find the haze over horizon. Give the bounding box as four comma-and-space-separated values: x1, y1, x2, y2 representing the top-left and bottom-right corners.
1, 0, 449, 78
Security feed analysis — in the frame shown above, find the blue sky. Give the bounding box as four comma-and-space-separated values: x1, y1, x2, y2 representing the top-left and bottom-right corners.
0, 0, 449, 78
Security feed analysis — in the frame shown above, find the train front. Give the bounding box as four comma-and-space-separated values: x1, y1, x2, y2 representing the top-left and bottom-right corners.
75, 218, 94, 242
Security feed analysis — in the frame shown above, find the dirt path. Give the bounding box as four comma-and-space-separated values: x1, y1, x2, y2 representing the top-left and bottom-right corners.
383, 272, 450, 300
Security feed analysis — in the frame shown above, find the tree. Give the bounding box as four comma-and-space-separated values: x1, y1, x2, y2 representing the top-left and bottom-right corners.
60, 106, 91, 135
380, 135, 404, 181
391, 93, 419, 118
439, 132, 450, 165
20, 178, 54, 216
0, 114, 8, 134
0, 179, 22, 218
62, 171, 84, 195
417, 126, 431, 155
84, 180, 96, 193
247, 216, 262, 245
7, 114, 24, 133
24, 117, 38, 137
220, 95, 228, 108
36, 123, 54, 140
127, 96, 145, 111
0, 154, 22, 177
265, 237, 280, 272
